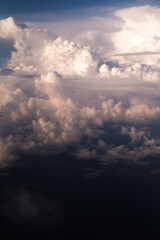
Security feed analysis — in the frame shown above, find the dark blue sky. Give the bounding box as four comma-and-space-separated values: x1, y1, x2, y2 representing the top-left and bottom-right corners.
0, 0, 157, 14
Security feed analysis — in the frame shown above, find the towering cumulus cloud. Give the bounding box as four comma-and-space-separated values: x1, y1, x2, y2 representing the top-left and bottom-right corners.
1, 5, 160, 167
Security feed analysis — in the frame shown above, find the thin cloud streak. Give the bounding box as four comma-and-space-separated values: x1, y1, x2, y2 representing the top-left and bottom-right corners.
114, 51, 160, 56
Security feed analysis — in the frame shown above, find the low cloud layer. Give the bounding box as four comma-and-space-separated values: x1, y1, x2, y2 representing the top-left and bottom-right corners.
1, 5, 160, 167
0, 186, 63, 229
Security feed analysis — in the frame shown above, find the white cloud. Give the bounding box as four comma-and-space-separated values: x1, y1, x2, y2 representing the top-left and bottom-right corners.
113, 5, 160, 54
0, 17, 21, 39
99, 62, 160, 82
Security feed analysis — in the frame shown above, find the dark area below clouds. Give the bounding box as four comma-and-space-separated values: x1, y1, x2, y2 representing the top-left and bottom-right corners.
1, 154, 160, 239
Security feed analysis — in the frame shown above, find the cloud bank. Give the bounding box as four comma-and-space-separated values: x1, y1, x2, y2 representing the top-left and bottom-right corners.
1, 5, 160, 167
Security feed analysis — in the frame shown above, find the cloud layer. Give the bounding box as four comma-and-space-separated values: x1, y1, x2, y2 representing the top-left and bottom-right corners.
1, 6, 160, 167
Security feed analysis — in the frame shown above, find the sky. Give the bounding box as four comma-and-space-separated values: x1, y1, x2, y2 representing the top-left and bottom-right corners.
1, 0, 160, 239
0, 0, 153, 13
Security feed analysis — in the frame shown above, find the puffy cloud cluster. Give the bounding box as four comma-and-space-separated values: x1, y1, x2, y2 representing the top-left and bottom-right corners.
99, 62, 160, 82
41, 38, 98, 76
1, 5, 160, 167
0, 17, 98, 77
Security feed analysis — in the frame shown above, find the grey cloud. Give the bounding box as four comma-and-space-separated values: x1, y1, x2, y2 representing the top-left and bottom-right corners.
114, 51, 160, 56
0, 186, 64, 228
0, 68, 14, 75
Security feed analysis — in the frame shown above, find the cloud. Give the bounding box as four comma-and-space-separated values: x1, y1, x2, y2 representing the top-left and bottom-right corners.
113, 5, 160, 54
41, 38, 99, 76
121, 126, 146, 145
99, 61, 160, 82
1, 6, 160, 167
0, 186, 64, 229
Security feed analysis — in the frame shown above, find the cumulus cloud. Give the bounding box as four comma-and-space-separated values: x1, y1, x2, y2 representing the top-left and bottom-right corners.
99, 62, 160, 82
113, 5, 160, 54
1, 5, 160, 167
